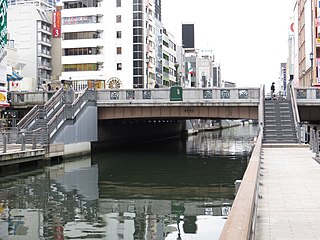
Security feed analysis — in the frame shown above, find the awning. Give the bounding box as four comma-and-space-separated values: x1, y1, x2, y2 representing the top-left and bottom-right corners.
7, 70, 23, 81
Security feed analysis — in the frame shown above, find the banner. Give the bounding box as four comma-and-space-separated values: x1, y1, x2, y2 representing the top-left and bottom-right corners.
0, 0, 7, 63
52, 11, 61, 38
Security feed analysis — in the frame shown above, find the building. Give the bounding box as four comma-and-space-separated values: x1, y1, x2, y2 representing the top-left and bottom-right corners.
60, 0, 177, 91
8, 0, 54, 91
0, 0, 9, 108
161, 28, 177, 87
293, 0, 315, 87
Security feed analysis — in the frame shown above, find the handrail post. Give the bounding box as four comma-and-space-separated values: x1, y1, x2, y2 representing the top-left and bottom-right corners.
2, 132, 6, 153
316, 130, 319, 158
32, 132, 36, 149
21, 132, 26, 151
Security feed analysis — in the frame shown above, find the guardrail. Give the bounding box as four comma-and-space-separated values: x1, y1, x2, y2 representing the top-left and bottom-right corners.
219, 85, 264, 240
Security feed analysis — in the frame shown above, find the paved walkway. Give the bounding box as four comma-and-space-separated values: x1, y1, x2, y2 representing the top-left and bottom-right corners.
255, 144, 320, 239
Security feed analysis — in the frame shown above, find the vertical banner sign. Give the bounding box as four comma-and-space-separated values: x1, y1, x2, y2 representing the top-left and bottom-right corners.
317, 58, 320, 83
282, 66, 287, 92
0, 0, 7, 63
318, 0, 320, 46
52, 11, 61, 38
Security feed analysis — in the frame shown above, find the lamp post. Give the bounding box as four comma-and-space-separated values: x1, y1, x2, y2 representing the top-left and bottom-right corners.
174, 63, 179, 86
145, 58, 149, 88
310, 52, 314, 87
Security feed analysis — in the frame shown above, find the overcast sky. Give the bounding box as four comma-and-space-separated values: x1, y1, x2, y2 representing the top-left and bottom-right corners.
162, 0, 294, 87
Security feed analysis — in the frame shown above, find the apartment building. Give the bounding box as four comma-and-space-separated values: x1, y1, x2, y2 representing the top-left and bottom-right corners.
60, 0, 177, 91
8, 0, 54, 91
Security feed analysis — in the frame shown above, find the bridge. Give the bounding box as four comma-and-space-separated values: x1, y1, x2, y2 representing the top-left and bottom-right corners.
3, 85, 320, 239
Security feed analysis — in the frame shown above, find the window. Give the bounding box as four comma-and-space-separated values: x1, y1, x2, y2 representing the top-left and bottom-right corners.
117, 63, 122, 70
116, 31, 122, 38
116, 15, 121, 23
116, 0, 121, 7
117, 47, 122, 55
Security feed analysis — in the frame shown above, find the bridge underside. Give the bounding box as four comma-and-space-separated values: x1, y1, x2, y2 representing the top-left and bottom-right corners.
98, 106, 259, 120
299, 106, 320, 124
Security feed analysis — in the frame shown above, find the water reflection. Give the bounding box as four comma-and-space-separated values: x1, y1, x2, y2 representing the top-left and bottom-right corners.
0, 124, 258, 239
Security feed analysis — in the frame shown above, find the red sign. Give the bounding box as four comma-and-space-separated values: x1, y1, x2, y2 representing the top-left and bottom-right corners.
52, 11, 61, 38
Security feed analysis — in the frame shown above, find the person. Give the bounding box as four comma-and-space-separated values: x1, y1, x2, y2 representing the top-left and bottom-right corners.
271, 82, 275, 98
155, 83, 159, 88
47, 83, 52, 91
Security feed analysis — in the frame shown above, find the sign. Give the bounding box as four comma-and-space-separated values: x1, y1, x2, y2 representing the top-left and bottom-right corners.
52, 11, 61, 38
0, 0, 7, 63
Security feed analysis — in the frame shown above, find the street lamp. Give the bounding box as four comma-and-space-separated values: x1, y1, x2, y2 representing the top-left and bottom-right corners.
310, 52, 314, 87
145, 58, 149, 88
174, 63, 179, 86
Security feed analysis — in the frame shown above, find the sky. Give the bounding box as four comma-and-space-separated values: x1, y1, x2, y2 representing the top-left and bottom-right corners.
162, 0, 294, 87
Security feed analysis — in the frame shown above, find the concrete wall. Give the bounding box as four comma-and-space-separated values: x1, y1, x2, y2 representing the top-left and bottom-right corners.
52, 105, 98, 144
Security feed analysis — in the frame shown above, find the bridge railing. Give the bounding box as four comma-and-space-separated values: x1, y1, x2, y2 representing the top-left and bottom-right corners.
295, 87, 320, 101
96, 88, 260, 103
10, 90, 56, 106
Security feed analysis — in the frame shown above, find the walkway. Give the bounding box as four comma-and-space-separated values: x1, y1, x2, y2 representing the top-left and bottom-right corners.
255, 144, 320, 239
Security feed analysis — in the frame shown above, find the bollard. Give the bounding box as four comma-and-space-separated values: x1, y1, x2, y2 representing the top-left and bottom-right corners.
21, 133, 25, 151
2, 133, 6, 153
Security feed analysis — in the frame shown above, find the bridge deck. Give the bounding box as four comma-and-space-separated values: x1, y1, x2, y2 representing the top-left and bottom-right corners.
255, 144, 320, 239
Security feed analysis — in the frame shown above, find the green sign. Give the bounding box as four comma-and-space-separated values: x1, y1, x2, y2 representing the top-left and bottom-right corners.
0, 0, 7, 63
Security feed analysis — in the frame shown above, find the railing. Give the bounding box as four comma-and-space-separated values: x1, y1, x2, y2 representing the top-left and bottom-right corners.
47, 88, 95, 139
0, 127, 46, 153
17, 88, 64, 131
309, 128, 320, 158
219, 86, 264, 240
96, 88, 260, 103
289, 83, 301, 143
219, 128, 263, 240
295, 87, 320, 101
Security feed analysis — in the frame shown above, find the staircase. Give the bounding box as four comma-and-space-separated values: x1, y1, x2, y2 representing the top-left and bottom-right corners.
263, 98, 298, 143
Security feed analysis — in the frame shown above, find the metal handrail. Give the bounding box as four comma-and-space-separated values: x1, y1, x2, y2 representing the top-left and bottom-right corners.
17, 89, 66, 131
288, 82, 301, 143
17, 105, 40, 130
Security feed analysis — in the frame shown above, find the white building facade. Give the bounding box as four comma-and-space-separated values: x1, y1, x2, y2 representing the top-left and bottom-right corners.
8, 1, 54, 91
60, 0, 177, 91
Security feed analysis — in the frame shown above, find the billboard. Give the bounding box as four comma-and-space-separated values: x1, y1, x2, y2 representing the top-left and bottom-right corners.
182, 24, 195, 49
0, 0, 7, 63
52, 11, 61, 38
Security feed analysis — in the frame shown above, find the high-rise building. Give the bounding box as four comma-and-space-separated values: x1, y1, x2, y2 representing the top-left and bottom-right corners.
8, 0, 54, 91
60, 0, 177, 91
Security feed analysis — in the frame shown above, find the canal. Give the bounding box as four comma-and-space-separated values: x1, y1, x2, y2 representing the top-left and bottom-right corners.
0, 124, 258, 239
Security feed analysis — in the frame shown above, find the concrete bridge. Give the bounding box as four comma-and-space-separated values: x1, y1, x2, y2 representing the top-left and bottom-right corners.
4, 85, 320, 239
9, 86, 320, 122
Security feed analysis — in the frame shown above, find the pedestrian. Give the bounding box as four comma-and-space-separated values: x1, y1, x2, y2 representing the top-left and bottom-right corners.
47, 83, 52, 91
271, 82, 275, 98
155, 83, 159, 88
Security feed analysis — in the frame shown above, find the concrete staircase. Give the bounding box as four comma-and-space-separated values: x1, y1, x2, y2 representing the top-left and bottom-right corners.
263, 99, 298, 143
